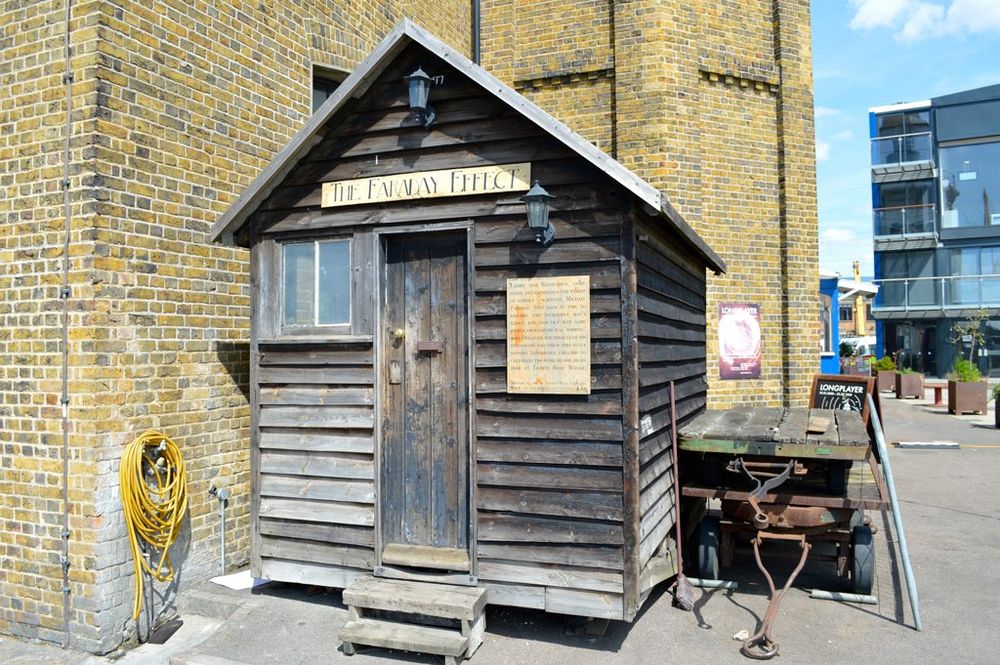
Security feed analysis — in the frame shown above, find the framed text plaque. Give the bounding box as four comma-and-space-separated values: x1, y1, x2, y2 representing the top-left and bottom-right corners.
506, 275, 591, 394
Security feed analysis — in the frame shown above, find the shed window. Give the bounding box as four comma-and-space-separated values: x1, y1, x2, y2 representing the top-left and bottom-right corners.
282, 240, 350, 328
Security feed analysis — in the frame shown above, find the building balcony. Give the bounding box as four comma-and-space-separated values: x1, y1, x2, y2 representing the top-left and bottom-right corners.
871, 133, 935, 182
872, 273, 1000, 318
873, 204, 938, 250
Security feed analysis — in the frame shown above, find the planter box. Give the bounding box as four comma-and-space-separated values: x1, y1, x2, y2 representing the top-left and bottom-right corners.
995, 397, 999, 429
876, 370, 897, 393
895, 372, 924, 399
948, 380, 988, 415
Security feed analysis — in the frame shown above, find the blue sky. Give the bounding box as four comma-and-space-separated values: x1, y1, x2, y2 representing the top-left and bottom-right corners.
811, 0, 1000, 278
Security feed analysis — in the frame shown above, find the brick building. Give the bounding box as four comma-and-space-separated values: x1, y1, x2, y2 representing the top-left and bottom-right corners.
0, 0, 817, 653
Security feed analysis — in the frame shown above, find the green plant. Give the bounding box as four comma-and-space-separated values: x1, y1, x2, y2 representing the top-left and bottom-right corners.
872, 356, 896, 371
948, 359, 983, 383
839, 341, 856, 357
949, 309, 989, 364
992, 383, 1000, 400
899, 368, 918, 375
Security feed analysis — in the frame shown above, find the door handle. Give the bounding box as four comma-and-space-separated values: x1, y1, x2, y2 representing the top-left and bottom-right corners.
390, 328, 405, 346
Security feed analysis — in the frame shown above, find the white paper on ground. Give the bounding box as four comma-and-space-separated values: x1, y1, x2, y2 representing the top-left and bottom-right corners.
209, 569, 270, 590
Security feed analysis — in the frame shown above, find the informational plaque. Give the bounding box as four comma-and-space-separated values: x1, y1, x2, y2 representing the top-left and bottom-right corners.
322, 163, 531, 208
506, 276, 591, 394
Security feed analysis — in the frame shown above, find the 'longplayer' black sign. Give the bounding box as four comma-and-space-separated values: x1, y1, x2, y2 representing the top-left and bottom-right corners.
809, 374, 875, 424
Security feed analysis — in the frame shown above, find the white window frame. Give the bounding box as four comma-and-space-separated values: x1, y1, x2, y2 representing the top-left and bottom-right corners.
280, 238, 352, 331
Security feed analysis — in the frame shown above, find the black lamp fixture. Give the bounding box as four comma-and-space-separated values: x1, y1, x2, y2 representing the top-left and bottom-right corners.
521, 180, 555, 245
403, 66, 436, 128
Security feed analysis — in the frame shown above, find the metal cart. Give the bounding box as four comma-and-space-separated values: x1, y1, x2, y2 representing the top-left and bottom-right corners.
679, 406, 890, 659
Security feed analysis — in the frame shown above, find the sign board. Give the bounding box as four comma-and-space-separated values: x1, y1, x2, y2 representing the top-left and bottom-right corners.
718, 303, 761, 380
506, 276, 590, 394
322, 162, 532, 208
809, 374, 876, 425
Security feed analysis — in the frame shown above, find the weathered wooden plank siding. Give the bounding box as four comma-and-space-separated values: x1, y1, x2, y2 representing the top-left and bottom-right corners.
247, 44, 636, 616
254, 340, 377, 581
634, 222, 709, 575
472, 198, 629, 616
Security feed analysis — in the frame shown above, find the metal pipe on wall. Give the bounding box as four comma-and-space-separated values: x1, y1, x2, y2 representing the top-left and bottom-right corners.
471, 0, 480, 64
60, 0, 74, 649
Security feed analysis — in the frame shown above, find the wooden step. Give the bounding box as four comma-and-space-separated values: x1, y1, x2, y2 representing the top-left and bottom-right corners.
339, 618, 468, 657
343, 577, 488, 621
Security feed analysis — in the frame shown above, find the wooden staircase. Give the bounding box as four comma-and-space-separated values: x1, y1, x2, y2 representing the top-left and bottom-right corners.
339, 577, 488, 664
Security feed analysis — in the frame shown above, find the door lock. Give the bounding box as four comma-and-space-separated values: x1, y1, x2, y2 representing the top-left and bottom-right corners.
390, 328, 405, 346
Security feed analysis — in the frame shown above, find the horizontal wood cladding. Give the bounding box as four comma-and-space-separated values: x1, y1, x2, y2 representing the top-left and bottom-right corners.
254, 339, 378, 581
633, 223, 709, 573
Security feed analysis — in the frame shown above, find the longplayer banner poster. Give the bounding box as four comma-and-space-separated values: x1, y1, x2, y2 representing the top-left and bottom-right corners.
718, 303, 761, 380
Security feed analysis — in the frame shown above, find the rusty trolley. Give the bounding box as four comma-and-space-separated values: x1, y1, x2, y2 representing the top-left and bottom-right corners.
679, 406, 890, 659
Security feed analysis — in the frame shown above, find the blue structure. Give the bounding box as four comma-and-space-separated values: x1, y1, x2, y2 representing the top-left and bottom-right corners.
820, 273, 840, 374
869, 84, 1000, 378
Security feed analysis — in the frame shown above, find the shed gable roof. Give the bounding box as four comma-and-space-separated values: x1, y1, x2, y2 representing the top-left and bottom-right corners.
210, 19, 725, 274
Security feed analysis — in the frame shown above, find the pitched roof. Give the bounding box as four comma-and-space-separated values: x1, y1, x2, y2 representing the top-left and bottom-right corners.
210, 19, 725, 274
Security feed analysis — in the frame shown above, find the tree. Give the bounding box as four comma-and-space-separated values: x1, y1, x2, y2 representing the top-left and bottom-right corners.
948, 309, 989, 363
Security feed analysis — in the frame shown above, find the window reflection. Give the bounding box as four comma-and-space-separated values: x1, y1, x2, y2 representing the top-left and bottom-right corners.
939, 140, 1000, 228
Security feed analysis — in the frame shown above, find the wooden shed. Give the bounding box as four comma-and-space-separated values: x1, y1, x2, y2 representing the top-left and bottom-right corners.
211, 19, 726, 627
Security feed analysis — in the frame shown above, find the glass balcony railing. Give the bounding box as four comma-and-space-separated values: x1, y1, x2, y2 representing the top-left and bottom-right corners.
873, 273, 1000, 310
871, 132, 933, 167
873, 204, 936, 237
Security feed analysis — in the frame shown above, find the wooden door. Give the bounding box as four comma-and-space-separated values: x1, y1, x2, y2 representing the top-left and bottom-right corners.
380, 231, 470, 572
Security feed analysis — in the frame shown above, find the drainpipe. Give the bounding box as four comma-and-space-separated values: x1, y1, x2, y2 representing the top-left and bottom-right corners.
471, 0, 480, 64
59, 0, 74, 649
209, 486, 230, 573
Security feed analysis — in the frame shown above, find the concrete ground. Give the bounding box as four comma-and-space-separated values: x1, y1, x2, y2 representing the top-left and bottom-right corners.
3, 388, 997, 665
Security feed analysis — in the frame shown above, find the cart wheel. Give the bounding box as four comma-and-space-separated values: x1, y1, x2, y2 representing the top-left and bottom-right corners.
827, 460, 848, 495
851, 525, 875, 595
698, 516, 721, 580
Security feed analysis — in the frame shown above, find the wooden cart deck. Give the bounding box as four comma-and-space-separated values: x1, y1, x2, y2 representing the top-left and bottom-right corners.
678, 407, 871, 461
679, 407, 888, 510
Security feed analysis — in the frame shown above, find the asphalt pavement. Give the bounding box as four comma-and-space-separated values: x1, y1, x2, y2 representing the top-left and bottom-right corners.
3, 388, 997, 665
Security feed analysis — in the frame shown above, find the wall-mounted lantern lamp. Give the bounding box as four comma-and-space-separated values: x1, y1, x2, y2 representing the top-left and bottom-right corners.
404, 66, 436, 128
521, 180, 555, 245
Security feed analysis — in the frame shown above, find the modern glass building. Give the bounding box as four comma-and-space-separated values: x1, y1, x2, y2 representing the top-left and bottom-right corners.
870, 84, 1000, 378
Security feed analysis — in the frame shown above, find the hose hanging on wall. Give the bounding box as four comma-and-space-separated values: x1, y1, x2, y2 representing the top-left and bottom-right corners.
120, 430, 188, 621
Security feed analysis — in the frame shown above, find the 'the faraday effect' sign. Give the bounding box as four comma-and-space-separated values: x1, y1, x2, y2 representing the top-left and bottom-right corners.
322, 163, 532, 207
506, 276, 591, 395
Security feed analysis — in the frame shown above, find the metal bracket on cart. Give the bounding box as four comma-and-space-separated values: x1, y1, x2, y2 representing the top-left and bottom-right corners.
731, 457, 797, 528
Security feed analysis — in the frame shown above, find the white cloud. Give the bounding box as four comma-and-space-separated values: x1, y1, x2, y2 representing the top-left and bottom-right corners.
815, 106, 841, 117
822, 228, 858, 243
849, 0, 1000, 40
816, 141, 831, 162
898, 2, 945, 41
849, 0, 912, 29
834, 129, 855, 141
819, 226, 873, 276
946, 0, 1000, 33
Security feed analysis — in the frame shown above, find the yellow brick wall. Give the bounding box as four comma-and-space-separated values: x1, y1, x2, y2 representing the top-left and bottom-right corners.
0, 0, 104, 646
482, 0, 819, 408
3, 0, 817, 651
1, 0, 470, 653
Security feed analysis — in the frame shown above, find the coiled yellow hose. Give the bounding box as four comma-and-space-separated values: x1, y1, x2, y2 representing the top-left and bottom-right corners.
120, 430, 188, 621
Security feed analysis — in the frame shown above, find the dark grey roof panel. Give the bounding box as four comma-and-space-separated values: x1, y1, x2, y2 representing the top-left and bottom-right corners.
932, 83, 1000, 107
